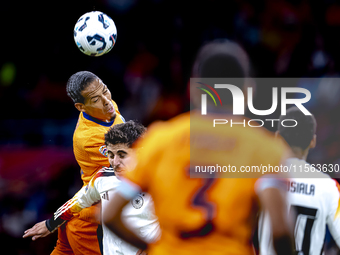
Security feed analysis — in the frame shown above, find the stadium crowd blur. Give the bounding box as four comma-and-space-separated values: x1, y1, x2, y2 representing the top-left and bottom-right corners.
1, 0, 340, 254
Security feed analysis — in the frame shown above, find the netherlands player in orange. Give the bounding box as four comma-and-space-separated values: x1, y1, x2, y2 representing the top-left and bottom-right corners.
102, 40, 294, 255
23, 121, 159, 255
26, 71, 125, 255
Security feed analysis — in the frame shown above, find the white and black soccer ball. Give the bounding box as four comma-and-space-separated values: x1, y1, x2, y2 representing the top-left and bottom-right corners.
73, 11, 117, 57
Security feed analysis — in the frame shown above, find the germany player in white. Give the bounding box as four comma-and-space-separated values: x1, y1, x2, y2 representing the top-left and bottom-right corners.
258, 107, 340, 255
23, 121, 160, 255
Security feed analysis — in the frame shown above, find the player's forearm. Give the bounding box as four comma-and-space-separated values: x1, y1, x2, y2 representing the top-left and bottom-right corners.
334, 236, 340, 249
53, 185, 95, 222
328, 224, 340, 248
105, 218, 148, 250
259, 187, 294, 255
103, 190, 147, 250
273, 234, 294, 255
45, 216, 66, 232
46, 196, 82, 232
46, 197, 81, 232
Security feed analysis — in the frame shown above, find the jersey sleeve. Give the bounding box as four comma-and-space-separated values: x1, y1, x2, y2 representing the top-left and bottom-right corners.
45, 174, 102, 232
326, 179, 340, 247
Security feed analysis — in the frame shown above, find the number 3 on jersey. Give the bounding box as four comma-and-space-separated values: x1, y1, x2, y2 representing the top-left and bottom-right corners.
181, 172, 217, 238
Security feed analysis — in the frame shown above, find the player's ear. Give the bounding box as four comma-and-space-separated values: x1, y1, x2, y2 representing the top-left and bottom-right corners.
74, 103, 85, 112
309, 134, 317, 149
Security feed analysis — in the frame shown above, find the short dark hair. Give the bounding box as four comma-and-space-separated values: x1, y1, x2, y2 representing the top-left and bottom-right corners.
104, 121, 147, 148
66, 71, 99, 104
278, 106, 317, 150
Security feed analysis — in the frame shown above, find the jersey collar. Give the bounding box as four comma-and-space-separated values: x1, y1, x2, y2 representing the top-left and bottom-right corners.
83, 112, 114, 127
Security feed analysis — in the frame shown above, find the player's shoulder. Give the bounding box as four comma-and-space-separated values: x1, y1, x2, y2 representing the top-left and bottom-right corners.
289, 173, 332, 187
240, 123, 288, 160
74, 113, 108, 145
92, 167, 120, 189
307, 169, 332, 180
288, 159, 340, 197
142, 112, 190, 144
148, 112, 190, 133
320, 176, 340, 193
316, 177, 340, 204
94, 167, 117, 179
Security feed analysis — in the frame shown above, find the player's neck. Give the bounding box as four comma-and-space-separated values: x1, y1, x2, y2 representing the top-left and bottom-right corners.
290, 147, 309, 161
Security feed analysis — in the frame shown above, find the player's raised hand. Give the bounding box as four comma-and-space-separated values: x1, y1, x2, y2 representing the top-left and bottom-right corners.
23, 220, 51, 241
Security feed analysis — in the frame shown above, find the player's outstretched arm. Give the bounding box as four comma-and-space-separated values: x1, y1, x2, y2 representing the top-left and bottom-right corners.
23, 174, 103, 240
23, 220, 51, 241
258, 186, 294, 255
51, 172, 104, 225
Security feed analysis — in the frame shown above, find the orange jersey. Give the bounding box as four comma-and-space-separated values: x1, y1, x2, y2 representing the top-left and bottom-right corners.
124, 112, 288, 255
73, 100, 125, 185
52, 102, 124, 255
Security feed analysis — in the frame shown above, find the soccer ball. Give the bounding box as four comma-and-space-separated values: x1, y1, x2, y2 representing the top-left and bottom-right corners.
73, 11, 117, 57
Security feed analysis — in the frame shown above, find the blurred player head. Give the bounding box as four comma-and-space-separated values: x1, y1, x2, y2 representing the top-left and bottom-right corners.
104, 120, 146, 178
277, 106, 317, 159
66, 71, 116, 122
192, 39, 250, 79
190, 39, 252, 109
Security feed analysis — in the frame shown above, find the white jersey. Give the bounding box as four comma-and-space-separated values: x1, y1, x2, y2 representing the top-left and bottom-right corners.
259, 158, 340, 255
49, 167, 160, 255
